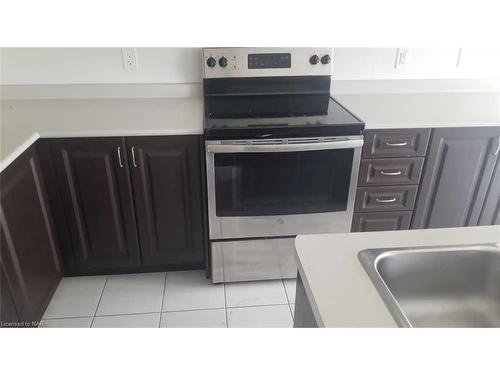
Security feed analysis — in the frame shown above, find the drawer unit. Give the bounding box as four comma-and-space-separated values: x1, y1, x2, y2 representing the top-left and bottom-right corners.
351, 211, 412, 232
362, 128, 431, 158
355, 185, 418, 212
358, 157, 424, 186
353, 128, 431, 232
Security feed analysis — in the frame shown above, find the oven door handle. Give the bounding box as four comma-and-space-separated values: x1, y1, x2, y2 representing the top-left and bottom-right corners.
206, 139, 364, 153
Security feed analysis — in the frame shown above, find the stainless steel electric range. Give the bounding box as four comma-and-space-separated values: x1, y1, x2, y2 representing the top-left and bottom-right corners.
202, 48, 365, 283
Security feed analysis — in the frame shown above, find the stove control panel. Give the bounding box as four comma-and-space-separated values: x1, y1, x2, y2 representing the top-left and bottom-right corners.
203, 48, 333, 79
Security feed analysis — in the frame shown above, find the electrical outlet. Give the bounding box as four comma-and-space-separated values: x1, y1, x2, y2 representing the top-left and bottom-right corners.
394, 48, 410, 69
122, 48, 138, 71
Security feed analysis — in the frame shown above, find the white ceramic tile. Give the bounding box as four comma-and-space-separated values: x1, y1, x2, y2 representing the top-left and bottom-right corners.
227, 305, 293, 328
290, 304, 295, 318
284, 279, 297, 304
160, 309, 226, 328
225, 280, 288, 308
42, 275, 106, 319
96, 272, 165, 316
39, 317, 93, 328
92, 313, 160, 328
163, 270, 225, 312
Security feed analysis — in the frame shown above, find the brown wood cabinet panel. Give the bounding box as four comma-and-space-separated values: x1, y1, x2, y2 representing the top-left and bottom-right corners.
412, 127, 500, 229
128, 136, 205, 268
358, 157, 425, 186
1, 267, 20, 326
352, 211, 412, 232
355, 185, 418, 212
50, 138, 141, 271
363, 128, 431, 158
0, 145, 62, 325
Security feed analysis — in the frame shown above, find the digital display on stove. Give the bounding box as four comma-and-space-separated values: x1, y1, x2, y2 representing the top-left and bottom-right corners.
248, 53, 291, 69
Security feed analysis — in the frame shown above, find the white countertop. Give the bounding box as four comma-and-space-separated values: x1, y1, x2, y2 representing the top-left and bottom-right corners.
336, 92, 500, 129
2, 92, 499, 172
294, 225, 500, 328
0, 97, 204, 172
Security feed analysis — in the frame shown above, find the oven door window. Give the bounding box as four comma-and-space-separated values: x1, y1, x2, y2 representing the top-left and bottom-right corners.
214, 149, 354, 216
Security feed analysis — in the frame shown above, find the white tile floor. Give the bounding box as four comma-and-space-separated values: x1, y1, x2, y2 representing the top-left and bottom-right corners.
39, 270, 296, 328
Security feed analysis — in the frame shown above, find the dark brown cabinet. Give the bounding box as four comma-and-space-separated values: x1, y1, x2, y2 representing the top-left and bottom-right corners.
353, 128, 430, 232
49, 135, 205, 274
352, 211, 412, 232
128, 136, 205, 268
0, 145, 62, 325
412, 127, 500, 229
50, 138, 141, 272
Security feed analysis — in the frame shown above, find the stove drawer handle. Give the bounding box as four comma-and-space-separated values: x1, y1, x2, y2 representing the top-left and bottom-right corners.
206, 139, 364, 153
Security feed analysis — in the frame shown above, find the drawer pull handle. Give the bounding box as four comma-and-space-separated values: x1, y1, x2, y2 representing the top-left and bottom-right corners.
380, 170, 402, 176
385, 141, 408, 147
376, 197, 397, 203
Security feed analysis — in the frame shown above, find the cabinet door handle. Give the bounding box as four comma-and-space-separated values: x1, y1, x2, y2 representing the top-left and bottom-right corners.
376, 197, 397, 203
117, 147, 124, 168
131, 146, 138, 168
385, 141, 408, 147
380, 170, 402, 176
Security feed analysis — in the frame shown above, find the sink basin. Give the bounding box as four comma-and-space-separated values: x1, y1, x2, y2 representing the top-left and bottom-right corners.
358, 244, 500, 328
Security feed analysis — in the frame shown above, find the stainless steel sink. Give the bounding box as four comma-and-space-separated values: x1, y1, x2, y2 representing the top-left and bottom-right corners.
358, 244, 500, 328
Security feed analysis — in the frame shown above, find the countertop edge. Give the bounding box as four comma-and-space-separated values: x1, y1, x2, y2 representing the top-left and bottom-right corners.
0, 128, 204, 173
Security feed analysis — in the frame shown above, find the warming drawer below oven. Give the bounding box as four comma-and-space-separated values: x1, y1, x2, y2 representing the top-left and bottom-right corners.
211, 237, 297, 283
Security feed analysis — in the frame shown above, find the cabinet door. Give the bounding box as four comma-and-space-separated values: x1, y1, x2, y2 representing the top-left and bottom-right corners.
412, 127, 500, 229
128, 136, 205, 268
51, 138, 141, 271
0, 145, 62, 324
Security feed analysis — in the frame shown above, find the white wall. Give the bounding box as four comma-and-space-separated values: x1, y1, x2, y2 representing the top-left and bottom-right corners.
2, 47, 500, 85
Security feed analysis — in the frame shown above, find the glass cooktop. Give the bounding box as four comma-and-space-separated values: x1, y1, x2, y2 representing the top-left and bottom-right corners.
204, 95, 365, 139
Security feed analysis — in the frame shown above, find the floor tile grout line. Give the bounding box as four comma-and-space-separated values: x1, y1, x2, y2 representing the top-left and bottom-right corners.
90, 275, 108, 328
282, 278, 294, 320
158, 272, 168, 328
223, 282, 229, 328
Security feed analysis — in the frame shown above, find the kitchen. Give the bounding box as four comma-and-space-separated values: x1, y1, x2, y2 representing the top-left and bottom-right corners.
2, 46, 499, 329
1, 3, 500, 371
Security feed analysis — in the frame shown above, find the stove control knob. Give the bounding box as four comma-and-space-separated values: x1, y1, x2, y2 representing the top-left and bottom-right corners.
309, 55, 320, 65
321, 54, 331, 64
219, 56, 228, 68
206, 57, 216, 68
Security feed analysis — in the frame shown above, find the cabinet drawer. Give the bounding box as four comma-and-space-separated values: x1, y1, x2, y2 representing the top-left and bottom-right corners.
363, 128, 431, 158
358, 157, 424, 186
355, 185, 418, 212
352, 211, 412, 232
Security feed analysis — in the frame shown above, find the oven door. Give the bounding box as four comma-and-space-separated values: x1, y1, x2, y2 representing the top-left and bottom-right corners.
205, 136, 363, 239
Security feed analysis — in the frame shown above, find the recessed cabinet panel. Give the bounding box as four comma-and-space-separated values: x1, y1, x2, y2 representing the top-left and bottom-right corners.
363, 129, 431, 158
358, 157, 424, 186
355, 186, 418, 212
0, 145, 62, 324
352, 211, 412, 232
412, 127, 500, 229
51, 138, 141, 270
128, 136, 205, 268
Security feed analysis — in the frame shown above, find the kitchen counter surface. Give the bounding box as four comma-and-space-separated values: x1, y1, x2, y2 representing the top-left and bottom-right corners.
294, 225, 500, 327
2, 91, 499, 172
336, 92, 500, 129
0, 97, 204, 172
